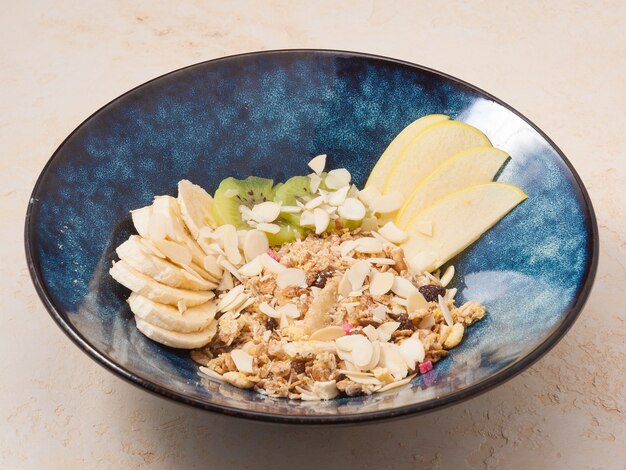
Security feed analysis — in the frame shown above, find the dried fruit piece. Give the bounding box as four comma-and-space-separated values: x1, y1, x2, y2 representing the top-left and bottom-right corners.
312, 270, 335, 289
418, 284, 446, 302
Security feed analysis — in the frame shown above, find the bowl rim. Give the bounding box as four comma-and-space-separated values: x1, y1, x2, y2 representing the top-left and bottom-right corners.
24, 48, 598, 425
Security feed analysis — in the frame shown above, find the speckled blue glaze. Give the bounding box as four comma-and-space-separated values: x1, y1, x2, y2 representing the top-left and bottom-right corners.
26, 50, 597, 424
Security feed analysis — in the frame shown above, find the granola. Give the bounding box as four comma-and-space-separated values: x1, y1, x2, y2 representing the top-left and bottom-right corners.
193, 230, 485, 400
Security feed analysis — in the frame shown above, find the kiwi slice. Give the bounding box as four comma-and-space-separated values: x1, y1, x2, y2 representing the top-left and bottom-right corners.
212, 176, 275, 229
274, 176, 313, 226
266, 220, 305, 246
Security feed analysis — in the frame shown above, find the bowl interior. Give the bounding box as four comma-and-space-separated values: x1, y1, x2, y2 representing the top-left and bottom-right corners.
27, 51, 595, 423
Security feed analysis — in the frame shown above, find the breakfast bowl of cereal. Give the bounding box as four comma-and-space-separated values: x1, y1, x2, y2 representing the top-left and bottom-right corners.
25, 50, 597, 424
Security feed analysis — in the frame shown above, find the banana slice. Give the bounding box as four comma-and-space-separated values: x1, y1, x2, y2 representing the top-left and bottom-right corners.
135, 317, 218, 349
110, 260, 214, 307
116, 236, 217, 291
128, 293, 217, 333
178, 180, 217, 239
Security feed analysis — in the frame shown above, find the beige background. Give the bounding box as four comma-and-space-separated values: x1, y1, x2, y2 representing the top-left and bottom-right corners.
1, 1, 624, 468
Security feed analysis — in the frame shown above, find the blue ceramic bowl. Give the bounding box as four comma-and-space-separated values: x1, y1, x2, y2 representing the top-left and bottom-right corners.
25, 50, 597, 424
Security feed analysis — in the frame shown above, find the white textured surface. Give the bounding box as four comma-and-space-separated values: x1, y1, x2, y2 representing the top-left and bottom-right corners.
1, 1, 624, 468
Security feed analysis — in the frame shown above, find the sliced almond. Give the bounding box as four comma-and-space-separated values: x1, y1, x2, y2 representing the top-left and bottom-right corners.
303, 195, 323, 210
377, 321, 400, 343
362, 325, 379, 341
399, 337, 425, 370
364, 340, 381, 371
407, 290, 429, 313
327, 185, 350, 206
311, 380, 338, 400
325, 168, 351, 189
308, 326, 345, 341
372, 304, 388, 321
354, 237, 384, 254
313, 208, 330, 234
152, 239, 192, 266
214, 224, 241, 266
260, 253, 286, 274
370, 191, 403, 214
259, 302, 280, 318
309, 173, 322, 193
218, 257, 242, 281
299, 210, 315, 227
438, 295, 454, 327
351, 337, 374, 369
339, 240, 357, 257
338, 272, 352, 298
280, 205, 301, 214
348, 260, 371, 291
217, 269, 233, 291
238, 257, 263, 277
308, 154, 326, 175
336, 369, 374, 378
376, 374, 415, 393
338, 198, 366, 221
346, 373, 381, 386
445, 287, 458, 301
440, 265, 455, 288
278, 303, 300, 319
230, 349, 254, 374
216, 285, 245, 312
357, 186, 381, 208
277, 268, 307, 289
198, 366, 224, 381
391, 276, 419, 298
367, 257, 395, 266
243, 229, 269, 262
378, 222, 408, 244
378, 342, 408, 380
368, 271, 394, 296
250, 201, 281, 223
256, 223, 281, 234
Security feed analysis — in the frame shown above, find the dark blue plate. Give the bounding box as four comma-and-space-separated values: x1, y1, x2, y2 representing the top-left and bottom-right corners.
25, 50, 597, 424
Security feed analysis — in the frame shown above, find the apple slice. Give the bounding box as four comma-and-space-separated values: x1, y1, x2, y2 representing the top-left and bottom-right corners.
382, 120, 491, 196
402, 182, 527, 273
365, 114, 450, 191
395, 146, 509, 228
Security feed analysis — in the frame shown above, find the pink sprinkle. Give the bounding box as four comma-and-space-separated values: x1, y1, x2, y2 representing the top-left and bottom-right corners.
266, 249, 280, 261
418, 361, 433, 374
342, 323, 353, 335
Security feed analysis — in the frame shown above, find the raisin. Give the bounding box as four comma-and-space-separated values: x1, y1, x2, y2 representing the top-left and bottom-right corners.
312, 270, 334, 288
265, 318, 278, 331
418, 284, 446, 302
396, 314, 414, 331
291, 359, 306, 374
